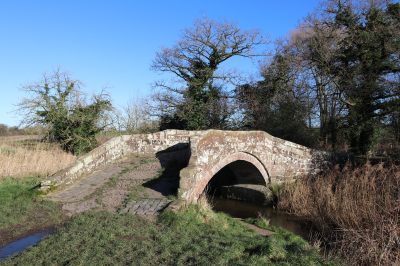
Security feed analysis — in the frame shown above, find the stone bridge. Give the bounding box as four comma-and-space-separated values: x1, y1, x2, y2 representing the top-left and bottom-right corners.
42, 130, 327, 203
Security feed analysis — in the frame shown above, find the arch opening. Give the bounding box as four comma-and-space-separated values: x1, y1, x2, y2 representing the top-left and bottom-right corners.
204, 159, 271, 205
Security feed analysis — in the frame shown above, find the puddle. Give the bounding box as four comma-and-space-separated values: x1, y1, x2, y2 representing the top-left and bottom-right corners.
0, 229, 54, 261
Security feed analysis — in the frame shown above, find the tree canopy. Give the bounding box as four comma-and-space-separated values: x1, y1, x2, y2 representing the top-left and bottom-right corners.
152, 18, 265, 130
236, 0, 400, 154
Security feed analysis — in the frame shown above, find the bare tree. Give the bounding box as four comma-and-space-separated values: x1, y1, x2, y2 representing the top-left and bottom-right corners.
287, 17, 348, 148
122, 98, 157, 133
110, 98, 158, 133
151, 17, 266, 130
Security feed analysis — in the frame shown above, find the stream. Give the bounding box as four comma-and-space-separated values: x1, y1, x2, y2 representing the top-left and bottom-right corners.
211, 198, 313, 241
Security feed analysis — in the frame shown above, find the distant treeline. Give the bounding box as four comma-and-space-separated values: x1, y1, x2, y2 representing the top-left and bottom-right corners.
0, 124, 44, 136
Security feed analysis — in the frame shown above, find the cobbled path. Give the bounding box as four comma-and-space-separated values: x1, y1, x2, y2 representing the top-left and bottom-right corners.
48, 154, 178, 217
120, 199, 172, 216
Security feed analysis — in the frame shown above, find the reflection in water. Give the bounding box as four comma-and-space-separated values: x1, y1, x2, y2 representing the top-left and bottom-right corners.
0, 229, 54, 261
211, 198, 312, 240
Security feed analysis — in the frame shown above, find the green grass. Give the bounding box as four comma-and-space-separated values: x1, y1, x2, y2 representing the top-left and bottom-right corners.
0, 177, 63, 246
2, 206, 339, 266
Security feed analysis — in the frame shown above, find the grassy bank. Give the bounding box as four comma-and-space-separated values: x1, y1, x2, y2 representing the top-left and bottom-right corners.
2, 206, 337, 265
278, 164, 400, 265
0, 177, 63, 246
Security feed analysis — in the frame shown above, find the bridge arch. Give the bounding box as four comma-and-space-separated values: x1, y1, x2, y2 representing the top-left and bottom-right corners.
191, 152, 270, 202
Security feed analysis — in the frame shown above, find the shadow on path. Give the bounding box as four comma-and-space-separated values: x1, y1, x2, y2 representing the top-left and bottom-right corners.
143, 143, 191, 197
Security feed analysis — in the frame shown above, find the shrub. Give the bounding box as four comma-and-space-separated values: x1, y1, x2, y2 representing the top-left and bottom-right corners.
18, 70, 112, 155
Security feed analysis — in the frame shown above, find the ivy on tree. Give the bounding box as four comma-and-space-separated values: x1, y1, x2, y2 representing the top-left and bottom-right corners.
18, 70, 112, 155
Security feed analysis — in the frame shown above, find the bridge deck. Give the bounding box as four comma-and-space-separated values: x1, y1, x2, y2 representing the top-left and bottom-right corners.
47, 154, 177, 217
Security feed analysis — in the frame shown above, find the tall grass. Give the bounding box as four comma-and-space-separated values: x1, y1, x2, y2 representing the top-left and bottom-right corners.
278, 164, 400, 265
0, 135, 75, 178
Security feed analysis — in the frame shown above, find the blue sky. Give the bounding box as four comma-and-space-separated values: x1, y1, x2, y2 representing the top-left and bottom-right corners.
0, 0, 321, 126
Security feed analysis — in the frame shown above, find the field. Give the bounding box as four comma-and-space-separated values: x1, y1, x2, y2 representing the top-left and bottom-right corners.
0, 135, 75, 179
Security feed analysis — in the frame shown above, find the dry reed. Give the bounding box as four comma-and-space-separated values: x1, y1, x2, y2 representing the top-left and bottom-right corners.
0, 135, 75, 179
278, 164, 400, 265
